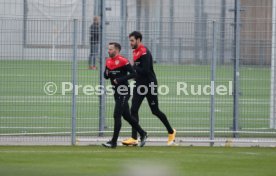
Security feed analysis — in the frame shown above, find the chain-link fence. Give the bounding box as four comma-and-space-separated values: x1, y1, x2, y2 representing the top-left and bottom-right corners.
0, 0, 275, 146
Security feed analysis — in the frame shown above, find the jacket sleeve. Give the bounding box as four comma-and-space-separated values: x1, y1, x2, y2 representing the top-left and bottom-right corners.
104, 67, 109, 79
116, 63, 137, 84
133, 53, 151, 77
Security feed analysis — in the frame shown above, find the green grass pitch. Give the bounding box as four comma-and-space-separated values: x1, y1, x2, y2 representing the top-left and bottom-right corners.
0, 60, 274, 137
0, 146, 276, 176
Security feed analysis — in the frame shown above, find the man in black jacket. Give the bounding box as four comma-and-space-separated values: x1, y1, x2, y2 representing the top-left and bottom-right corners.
122, 31, 176, 146
102, 42, 147, 148
88, 16, 100, 70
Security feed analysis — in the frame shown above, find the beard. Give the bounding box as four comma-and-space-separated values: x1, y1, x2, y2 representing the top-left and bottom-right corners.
131, 43, 138, 49
109, 52, 116, 58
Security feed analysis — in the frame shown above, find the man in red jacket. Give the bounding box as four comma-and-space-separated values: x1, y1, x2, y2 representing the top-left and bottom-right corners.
122, 31, 176, 146
102, 42, 147, 148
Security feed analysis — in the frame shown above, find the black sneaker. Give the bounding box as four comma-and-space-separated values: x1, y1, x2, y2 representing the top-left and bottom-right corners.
140, 132, 148, 147
102, 141, 117, 148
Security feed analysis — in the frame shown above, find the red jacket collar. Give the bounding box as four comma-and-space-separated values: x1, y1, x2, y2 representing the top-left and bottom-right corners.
134, 44, 144, 53
133, 44, 147, 61
106, 54, 129, 70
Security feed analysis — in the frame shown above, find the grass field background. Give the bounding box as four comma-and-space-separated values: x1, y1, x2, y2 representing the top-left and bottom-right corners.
0, 60, 274, 138
0, 146, 276, 176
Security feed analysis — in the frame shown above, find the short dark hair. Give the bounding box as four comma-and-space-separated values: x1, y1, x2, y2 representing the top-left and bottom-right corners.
109, 42, 121, 51
129, 31, 142, 41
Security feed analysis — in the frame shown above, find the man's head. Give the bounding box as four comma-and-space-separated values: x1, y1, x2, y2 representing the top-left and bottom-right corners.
93, 16, 100, 25
129, 31, 142, 49
108, 42, 121, 58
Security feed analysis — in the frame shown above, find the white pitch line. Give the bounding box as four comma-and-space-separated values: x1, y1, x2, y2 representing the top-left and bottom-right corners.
1, 130, 275, 136
0, 100, 269, 105
0, 126, 272, 130
0, 96, 269, 105
0, 96, 269, 101
0, 116, 271, 121
0, 73, 269, 81
0, 150, 185, 154
0, 100, 269, 104
0, 74, 98, 79
0, 127, 71, 129
238, 152, 259, 155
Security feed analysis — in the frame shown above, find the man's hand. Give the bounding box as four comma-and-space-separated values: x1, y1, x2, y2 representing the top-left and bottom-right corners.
113, 79, 118, 84
105, 69, 109, 76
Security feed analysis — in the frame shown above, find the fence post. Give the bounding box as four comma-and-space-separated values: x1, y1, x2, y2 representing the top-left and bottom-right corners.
210, 21, 217, 147
259, 40, 264, 66
120, 0, 127, 55
81, 0, 86, 45
270, 0, 276, 129
233, 0, 241, 138
178, 38, 182, 64
220, 0, 226, 65
93, 0, 100, 16
71, 19, 78, 146
136, 0, 141, 31
99, 0, 106, 137
150, 39, 156, 62
169, 0, 174, 60
23, 0, 27, 47
158, 0, 163, 63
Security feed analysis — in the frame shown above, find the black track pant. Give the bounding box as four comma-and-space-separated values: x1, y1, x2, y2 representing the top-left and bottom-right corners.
111, 94, 146, 144
88, 43, 98, 67
131, 85, 174, 140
